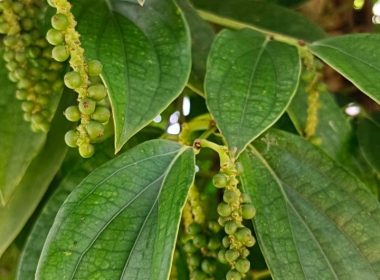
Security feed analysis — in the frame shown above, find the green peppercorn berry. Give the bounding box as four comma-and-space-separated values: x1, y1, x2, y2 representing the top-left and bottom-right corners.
193, 234, 207, 248
65, 106, 81, 122
226, 269, 242, 280
218, 249, 228, 264
187, 222, 201, 236
39, 122, 51, 133
235, 258, 250, 274
235, 162, 244, 175
96, 97, 110, 107
64, 71, 82, 89
36, 38, 48, 48
18, 79, 33, 90
217, 202, 232, 217
42, 47, 53, 59
91, 106, 111, 123
15, 53, 27, 64
49, 61, 62, 71
3, 50, 15, 62
31, 122, 41, 133
89, 75, 102, 84
21, 18, 34, 31
218, 216, 230, 227
213, 173, 228, 188
29, 67, 42, 79
301, 70, 315, 82
207, 236, 221, 251
15, 68, 27, 79
44, 71, 59, 82
52, 45, 69, 62
34, 81, 49, 94
86, 121, 104, 140
0, 0, 12, 9
31, 113, 45, 124
79, 143, 95, 158
47, 0, 55, 7
52, 79, 64, 91
65, 130, 78, 148
27, 46, 42, 59
223, 190, 238, 204
88, 60, 103, 76
188, 253, 201, 267
241, 193, 251, 204
222, 236, 230, 248
0, 22, 9, 34
235, 227, 252, 243
8, 72, 18, 82
201, 258, 216, 274
244, 235, 256, 248
12, 2, 23, 13
240, 247, 250, 258
23, 113, 32, 122
38, 96, 49, 106
37, 58, 50, 70
16, 90, 28, 101
21, 33, 33, 46
225, 248, 239, 263
51, 13, 69, 30
46, 29, 64, 45
40, 109, 51, 119
6, 61, 18, 72
183, 240, 197, 254
207, 221, 221, 233
316, 82, 327, 92
224, 221, 238, 235
191, 269, 206, 280
4, 35, 17, 47
88, 83, 107, 101
241, 204, 256, 220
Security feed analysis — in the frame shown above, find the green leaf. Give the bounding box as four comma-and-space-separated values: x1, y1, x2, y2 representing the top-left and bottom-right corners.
357, 115, 380, 175
16, 127, 164, 280
288, 82, 379, 196
70, 0, 191, 152
205, 28, 300, 156
175, 0, 214, 94
16, 139, 117, 280
36, 140, 195, 280
0, 91, 73, 257
190, 0, 325, 42
308, 34, 380, 104
240, 129, 380, 280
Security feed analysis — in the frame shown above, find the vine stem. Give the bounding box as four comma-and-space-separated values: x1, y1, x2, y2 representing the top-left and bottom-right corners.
196, 9, 307, 48
252, 269, 271, 280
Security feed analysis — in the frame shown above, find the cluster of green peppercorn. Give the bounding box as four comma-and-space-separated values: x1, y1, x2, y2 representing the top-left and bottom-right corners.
0, 0, 63, 132
183, 220, 222, 280
213, 162, 256, 280
46, 0, 111, 158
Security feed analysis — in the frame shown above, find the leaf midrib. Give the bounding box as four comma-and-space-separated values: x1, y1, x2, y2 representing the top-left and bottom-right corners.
248, 144, 378, 279
67, 146, 188, 279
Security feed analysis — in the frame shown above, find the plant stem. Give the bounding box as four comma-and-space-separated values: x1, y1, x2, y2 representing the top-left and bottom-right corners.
196, 10, 305, 48
252, 269, 271, 280
187, 83, 206, 99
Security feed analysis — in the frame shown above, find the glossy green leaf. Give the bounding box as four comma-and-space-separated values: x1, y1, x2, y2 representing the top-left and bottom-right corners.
0, 91, 73, 257
191, 0, 325, 42
175, 0, 214, 94
36, 140, 195, 280
308, 34, 380, 104
240, 129, 380, 280
357, 115, 380, 175
16, 140, 116, 280
288, 82, 378, 195
70, 0, 191, 152
205, 28, 300, 156
16, 127, 164, 280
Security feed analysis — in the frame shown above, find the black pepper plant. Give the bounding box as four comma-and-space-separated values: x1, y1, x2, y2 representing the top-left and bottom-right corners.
1, 0, 380, 279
